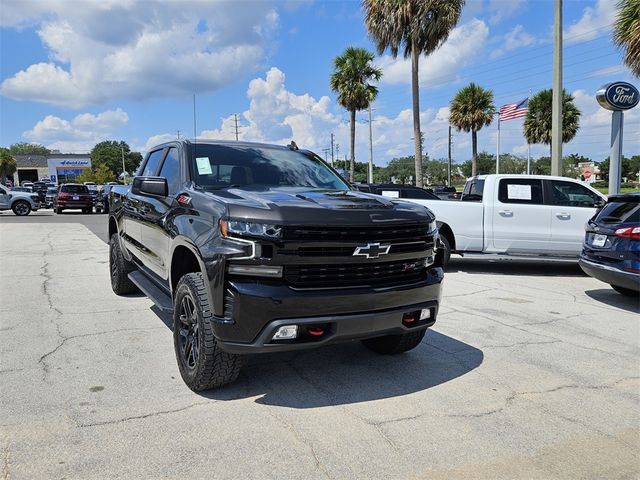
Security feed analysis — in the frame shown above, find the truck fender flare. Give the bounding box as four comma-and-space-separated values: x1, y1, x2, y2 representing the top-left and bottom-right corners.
168, 236, 210, 294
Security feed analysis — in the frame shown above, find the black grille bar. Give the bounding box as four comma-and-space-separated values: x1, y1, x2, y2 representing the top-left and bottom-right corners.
282, 223, 430, 242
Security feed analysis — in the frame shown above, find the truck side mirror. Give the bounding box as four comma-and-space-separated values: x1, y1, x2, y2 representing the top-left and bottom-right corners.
132, 176, 168, 197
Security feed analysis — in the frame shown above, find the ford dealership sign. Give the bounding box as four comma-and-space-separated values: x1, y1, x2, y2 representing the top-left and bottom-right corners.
596, 81, 639, 111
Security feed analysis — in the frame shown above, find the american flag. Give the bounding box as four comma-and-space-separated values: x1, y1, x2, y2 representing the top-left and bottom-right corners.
499, 98, 529, 121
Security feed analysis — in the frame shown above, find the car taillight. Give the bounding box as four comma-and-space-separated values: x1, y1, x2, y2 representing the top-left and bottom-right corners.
614, 226, 640, 239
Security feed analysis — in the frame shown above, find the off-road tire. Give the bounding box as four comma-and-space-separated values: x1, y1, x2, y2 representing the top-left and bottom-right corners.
173, 272, 242, 391
55, 207, 63, 214
362, 329, 427, 355
12, 200, 31, 216
109, 233, 138, 295
435, 234, 451, 269
611, 284, 638, 297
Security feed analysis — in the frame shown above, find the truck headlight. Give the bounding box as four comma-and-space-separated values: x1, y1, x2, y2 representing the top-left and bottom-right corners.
220, 219, 282, 239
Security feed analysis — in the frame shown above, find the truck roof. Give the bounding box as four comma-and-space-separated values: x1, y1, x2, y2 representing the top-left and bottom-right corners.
471, 174, 593, 182
150, 138, 300, 152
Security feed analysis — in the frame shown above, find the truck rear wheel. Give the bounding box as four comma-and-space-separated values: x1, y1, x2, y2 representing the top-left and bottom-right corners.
109, 233, 138, 295
362, 329, 426, 355
173, 272, 242, 391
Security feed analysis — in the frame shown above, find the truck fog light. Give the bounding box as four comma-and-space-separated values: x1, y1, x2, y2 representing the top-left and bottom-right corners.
273, 325, 298, 340
420, 308, 432, 320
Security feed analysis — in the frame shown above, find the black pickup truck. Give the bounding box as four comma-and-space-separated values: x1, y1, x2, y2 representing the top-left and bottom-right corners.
109, 140, 444, 391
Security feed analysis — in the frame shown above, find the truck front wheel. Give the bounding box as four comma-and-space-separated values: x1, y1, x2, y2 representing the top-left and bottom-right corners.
173, 272, 242, 391
362, 329, 426, 355
435, 234, 451, 269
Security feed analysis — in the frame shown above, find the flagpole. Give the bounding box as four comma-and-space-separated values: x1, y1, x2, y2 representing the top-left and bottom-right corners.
496, 119, 500, 174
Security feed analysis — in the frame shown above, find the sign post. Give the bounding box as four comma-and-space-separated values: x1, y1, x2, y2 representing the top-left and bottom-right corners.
596, 81, 639, 195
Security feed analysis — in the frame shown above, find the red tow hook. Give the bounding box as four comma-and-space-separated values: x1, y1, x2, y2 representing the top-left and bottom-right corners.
402, 313, 416, 325
307, 326, 325, 336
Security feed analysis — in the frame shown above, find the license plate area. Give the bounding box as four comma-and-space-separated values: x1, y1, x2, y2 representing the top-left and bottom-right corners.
73, 195, 79, 200
592, 233, 607, 247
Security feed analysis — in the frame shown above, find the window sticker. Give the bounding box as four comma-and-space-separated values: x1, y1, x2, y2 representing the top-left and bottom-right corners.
381, 190, 400, 198
196, 157, 212, 175
507, 184, 532, 200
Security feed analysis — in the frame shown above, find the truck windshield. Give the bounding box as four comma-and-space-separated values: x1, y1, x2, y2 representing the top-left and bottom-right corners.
190, 145, 350, 191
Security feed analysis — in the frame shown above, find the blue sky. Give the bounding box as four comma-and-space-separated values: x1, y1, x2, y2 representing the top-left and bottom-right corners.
1, 0, 638, 166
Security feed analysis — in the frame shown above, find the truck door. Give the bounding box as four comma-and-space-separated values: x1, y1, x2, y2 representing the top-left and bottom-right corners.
0, 186, 10, 209
491, 178, 552, 253
546, 179, 604, 255
139, 146, 182, 279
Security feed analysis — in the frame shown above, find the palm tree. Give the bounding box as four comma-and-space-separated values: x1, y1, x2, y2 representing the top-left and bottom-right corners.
0, 148, 17, 183
449, 83, 495, 177
330, 47, 382, 181
614, 0, 640, 77
524, 89, 581, 157
363, 0, 464, 187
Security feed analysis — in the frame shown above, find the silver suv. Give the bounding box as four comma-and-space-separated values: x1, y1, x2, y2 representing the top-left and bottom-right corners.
0, 184, 40, 216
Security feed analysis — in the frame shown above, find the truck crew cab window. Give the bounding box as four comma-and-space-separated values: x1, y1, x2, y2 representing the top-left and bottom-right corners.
498, 179, 543, 205
158, 147, 180, 196
140, 149, 165, 177
548, 180, 600, 208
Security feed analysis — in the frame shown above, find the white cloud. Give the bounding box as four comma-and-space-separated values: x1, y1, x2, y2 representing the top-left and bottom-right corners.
490, 25, 537, 59
565, 0, 615, 44
23, 108, 129, 153
378, 19, 489, 89
1, 1, 280, 107
487, 0, 527, 25
591, 65, 627, 77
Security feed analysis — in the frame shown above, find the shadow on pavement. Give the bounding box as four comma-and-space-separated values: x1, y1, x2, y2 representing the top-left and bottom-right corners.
195, 329, 483, 408
585, 288, 640, 314
446, 258, 585, 277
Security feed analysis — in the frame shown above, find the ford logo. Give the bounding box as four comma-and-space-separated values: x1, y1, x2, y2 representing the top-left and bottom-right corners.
596, 81, 639, 111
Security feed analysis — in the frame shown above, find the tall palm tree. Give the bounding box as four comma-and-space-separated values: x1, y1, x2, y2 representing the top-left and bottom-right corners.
363, 0, 464, 187
0, 148, 17, 182
330, 47, 382, 181
614, 0, 640, 77
524, 89, 580, 157
449, 83, 495, 177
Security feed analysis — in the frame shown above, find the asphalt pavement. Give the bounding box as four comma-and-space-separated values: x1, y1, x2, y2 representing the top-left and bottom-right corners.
0, 210, 638, 479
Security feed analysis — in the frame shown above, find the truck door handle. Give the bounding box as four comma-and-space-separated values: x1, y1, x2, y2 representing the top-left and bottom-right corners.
555, 212, 571, 219
498, 210, 513, 217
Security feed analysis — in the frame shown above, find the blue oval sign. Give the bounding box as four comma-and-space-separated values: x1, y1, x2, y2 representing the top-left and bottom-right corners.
596, 81, 639, 111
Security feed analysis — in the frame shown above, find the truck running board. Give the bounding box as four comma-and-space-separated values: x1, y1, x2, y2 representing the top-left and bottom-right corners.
128, 271, 174, 314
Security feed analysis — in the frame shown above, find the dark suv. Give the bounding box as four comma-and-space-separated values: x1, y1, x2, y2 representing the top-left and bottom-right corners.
54, 184, 94, 214
109, 140, 444, 391
580, 193, 639, 296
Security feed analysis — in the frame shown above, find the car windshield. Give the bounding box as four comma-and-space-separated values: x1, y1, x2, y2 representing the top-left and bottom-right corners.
47, 188, 57, 194
61, 185, 89, 193
191, 144, 350, 191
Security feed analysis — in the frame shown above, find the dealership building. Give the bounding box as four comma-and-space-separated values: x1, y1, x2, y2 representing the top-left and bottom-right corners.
11, 154, 91, 185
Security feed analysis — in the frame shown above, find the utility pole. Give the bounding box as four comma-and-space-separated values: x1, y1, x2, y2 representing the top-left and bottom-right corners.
447, 125, 452, 186
120, 144, 127, 184
176, 130, 181, 139
551, 0, 563, 176
330, 133, 335, 167
368, 104, 374, 183
335, 144, 340, 167
233, 114, 239, 141
321, 148, 330, 163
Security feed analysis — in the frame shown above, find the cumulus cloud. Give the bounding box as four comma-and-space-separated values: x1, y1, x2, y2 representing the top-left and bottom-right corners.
487, 0, 527, 25
490, 25, 537, 59
378, 19, 489, 89
1, 0, 280, 107
565, 0, 615, 44
23, 108, 129, 152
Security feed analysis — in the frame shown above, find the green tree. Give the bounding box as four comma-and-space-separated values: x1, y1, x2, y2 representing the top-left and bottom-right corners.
8, 142, 51, 156
449, 83, 496, 176
524, 89, 581, 157
531, 155, 580, 177
424, 159, 449, 185
76, 163, 116, 184
363, 0, 464, 188
459, 151, 496, 177
599, 155, 640, 181
330, 47, 382, 180
0, 148, 17, 181
90, 141, 142, 178
614, 0, 640, 77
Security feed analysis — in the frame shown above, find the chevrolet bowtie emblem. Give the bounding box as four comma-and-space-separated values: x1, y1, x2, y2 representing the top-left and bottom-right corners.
353, 242, 391, 259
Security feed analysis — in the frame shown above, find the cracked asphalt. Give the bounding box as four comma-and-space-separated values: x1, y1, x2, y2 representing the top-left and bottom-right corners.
1, 211, 639, 479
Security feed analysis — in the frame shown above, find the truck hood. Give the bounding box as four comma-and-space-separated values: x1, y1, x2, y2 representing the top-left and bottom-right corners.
204, 187, 434, 225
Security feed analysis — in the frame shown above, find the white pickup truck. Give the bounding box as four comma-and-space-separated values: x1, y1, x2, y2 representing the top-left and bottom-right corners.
382, 174, 607, 265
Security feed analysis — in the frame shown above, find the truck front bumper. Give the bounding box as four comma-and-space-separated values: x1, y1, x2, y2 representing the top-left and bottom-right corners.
213, 267, 444, 354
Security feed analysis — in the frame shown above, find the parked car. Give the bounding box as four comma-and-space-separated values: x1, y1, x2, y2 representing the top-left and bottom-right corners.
393, 174, 607, 267
45, 187, 58, 208
32, 181, 48, 203
11, 186, 33, 193
0, 184, 40, 215
109, 140, 443, 391
579, 193, 639, 297
21, 181, 34, 188
427, 185, 460, 200
100, 184, 115, 213
352, 183, 440, 200
54, 184, 94, 214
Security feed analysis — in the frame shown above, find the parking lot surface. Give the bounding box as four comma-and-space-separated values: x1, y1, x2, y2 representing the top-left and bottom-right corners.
1, 212, 638, 479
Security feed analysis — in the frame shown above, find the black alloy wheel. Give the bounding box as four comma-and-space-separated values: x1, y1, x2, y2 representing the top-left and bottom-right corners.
177, 294, 200, 371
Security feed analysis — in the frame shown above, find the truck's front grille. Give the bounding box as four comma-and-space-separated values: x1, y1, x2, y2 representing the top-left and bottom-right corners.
281, 241, 434, 257
282, 223, 430, 243
285, 258, 426, 289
